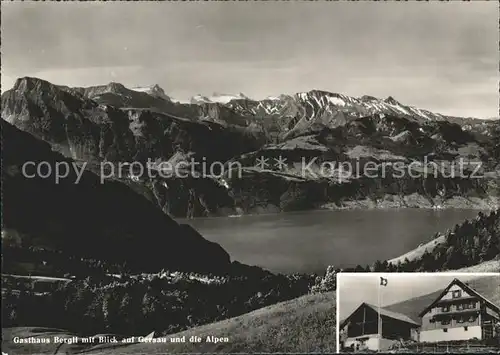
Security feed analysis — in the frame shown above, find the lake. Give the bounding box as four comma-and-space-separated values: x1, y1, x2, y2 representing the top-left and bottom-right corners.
180, 209, 483, 274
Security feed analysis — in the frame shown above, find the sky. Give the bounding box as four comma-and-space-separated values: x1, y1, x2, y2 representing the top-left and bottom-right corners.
337, 273, 500, 320
1, 2, 498, 118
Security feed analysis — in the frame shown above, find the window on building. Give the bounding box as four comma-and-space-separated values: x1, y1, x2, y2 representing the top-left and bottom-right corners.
430, 318, 436, 323
468, 316, 476, 322
457, 317, 465, 324
443, 328, 448, 333
457, 303, 463, 310
461, 302, 472, 310
464, 326, 468, 331
452, 290, 462, 298
441, 319, 451, 325
441, 305, 450, 312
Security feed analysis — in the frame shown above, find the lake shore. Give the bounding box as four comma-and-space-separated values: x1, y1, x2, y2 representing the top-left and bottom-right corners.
320, 194, 499, 211
189, 194, 499, 220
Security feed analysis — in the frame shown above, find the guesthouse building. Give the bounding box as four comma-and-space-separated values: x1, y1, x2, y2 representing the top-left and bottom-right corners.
418, 278, 500, 343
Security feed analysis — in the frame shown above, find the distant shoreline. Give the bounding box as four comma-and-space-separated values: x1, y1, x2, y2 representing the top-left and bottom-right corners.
176, 196, 497, 221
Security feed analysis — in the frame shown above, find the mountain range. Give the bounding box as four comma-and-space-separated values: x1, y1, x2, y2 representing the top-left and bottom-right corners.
2, 77, 499, 222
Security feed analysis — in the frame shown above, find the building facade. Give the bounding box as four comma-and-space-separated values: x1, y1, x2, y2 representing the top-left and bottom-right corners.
340, 303, 420, 351
419, 278, 500, 343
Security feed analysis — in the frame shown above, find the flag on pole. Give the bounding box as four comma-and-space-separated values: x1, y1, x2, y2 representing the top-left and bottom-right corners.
380, 277, 388, 286
378, 276, 388, 352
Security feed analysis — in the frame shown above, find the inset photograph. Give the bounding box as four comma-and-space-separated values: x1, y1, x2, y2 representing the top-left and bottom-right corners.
337, 273, 500, 353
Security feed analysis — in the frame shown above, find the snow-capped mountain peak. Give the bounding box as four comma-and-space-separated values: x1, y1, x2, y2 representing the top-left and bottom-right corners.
384, 96, 401, 106
131, 84, 170, 101
191, 92, 249, 104
222, 89, 450, 125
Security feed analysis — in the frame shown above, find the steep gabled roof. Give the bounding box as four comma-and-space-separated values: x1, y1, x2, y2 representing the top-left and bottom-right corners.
418, 278, 500, 317
340, 302, 420, 329
365, 303, 421, 326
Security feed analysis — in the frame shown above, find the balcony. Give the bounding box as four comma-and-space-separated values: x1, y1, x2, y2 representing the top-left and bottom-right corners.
435, 296, 478, 305
429, 310, 480, 327
433, 302, 479, 315
433, 309, 479, 318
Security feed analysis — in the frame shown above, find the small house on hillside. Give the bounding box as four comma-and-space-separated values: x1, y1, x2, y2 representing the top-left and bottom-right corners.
419, 278, 500, 343
340, 302, 420, 351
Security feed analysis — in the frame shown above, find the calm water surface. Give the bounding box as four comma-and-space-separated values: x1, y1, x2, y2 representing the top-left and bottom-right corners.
180, 209, 483, 274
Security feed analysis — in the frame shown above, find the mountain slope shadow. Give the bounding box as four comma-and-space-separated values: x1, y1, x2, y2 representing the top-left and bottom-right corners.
1, 119, 231, 273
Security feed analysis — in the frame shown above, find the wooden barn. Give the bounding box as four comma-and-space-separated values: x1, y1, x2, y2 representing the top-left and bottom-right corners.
340, 302, 420, 351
